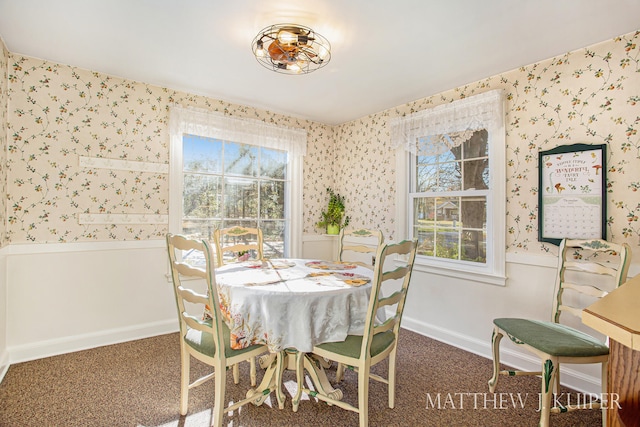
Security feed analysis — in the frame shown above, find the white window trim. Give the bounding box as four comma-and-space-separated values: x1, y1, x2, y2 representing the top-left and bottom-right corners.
168, 105, 306, 257
392, 90, 506, 286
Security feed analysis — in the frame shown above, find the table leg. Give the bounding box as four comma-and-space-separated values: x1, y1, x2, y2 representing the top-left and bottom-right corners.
292, 351, 343, 412
246, 351, 286, 408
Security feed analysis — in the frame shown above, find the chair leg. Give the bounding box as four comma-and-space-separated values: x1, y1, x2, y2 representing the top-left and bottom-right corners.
539, 358, 557, 427
250, 356, 257, 386
488, 327, 503, 392
232, 363, 239, 384
336, 362, 345, 382
388, 348, 397, 409
213, 361, 226, 427
179, 346, 190, 416
358, 363, 371, 427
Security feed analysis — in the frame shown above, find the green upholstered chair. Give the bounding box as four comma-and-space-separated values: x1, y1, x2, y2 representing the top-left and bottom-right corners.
337, 228, 384, 269
488, 238, 631, 427
293, 239, 417, 427
166, 234, 269, 426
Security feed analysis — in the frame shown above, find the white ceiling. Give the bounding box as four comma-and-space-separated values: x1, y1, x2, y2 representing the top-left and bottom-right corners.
1, 0, 640, 125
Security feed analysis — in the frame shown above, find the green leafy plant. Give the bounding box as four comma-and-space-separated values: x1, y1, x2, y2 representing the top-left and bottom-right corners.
316, 187, 350, 231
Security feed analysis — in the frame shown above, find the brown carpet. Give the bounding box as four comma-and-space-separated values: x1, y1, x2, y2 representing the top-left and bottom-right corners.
0, 329, 602, 426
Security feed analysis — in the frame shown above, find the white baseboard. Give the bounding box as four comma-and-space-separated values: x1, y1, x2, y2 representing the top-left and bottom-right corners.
401, 315, 602, 395
0, 349, 9, 383
8, 319, 178, 365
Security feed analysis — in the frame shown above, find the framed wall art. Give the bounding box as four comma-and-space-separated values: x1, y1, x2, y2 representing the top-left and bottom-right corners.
538, 143, 607, 246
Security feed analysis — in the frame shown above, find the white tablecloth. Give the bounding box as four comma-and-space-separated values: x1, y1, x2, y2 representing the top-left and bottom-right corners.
215, 259, 373, 353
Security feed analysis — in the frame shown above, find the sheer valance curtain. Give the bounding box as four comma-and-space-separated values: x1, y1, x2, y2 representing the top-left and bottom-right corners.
169, 105, 307, 156
389, 89, 503, 156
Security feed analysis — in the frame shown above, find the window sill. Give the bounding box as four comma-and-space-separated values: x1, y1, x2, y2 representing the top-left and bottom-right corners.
410, 258, 507, 286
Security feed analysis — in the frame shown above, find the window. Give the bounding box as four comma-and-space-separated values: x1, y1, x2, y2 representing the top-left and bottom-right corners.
391, 90, 505, 285
182, 135, 287, 258
169, 106, 306, 258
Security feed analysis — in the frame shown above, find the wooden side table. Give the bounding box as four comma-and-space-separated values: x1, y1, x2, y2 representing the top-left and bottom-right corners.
583, 274, 640, 427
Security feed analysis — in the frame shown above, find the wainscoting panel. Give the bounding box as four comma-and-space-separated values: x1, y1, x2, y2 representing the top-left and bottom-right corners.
4, 241, 176, 364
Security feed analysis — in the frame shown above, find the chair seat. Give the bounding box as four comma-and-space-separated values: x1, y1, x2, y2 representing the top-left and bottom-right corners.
184, 322, 265, 358
315, 330, 395, 359
493, 318, 609, 358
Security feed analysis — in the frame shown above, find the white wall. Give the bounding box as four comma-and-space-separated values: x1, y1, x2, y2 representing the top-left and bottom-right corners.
4, 241, 177, 364
0, 253, 8, 381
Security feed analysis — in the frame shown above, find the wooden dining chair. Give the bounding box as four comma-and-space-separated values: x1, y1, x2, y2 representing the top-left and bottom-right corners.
337, 228, 384, 269
293, 238, 418, 427
166, 233, 269, 426
488, 238, 631, 427
212, 226, 265, 383
213, 226, 264, 265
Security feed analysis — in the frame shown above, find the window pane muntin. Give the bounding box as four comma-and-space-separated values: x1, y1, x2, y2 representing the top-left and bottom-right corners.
417, 162, 437, 192
223, 177, 259, 219
183, 174, 221, 219
460, 197, 486, 229
181, 218, 222, 242
260, 180, 285, 219
462, 158, 489, 191
435, 230, 460, 260
261, 220, 285, 259
462, 129, 489, 160
224, 141, 259, 177
461, 228, 487, 262
417, 158, 461, 192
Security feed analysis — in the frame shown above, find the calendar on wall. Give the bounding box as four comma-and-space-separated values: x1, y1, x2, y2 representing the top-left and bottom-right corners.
538, 143, 607, 246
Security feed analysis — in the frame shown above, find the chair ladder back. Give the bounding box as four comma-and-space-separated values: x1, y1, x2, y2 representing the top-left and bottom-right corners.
561, 282, 608, 298
167, 233, 226, 353
378, 289, 404, 308
182, 312, 214, 333
360, 239, 417, 356
563, 260, 622, 276
345, 244, 379, 254
372, 288, 405, 335
174, 262, 207, 280
381, 265, 411, 282
213, 226, 264, 265
338, 228, 384, 266
176, 285, 209, 305
373, 316, 398, 335
552, 239, 632, 324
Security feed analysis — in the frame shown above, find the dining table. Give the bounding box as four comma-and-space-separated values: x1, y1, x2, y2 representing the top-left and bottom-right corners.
214, 258, 374, 409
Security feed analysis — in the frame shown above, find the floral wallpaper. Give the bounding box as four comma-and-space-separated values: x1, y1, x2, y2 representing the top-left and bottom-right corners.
6, 56, 333, 242
0, 38, 8, 248
334, 29, 640, 257
4, 29, 640, 260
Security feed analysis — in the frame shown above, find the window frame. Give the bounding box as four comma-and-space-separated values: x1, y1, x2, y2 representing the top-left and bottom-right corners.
393, 90, 506, 286
169, 106, 306, 258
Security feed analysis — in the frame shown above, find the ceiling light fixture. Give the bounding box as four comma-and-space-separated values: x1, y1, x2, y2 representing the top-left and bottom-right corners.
252, 23, 331, 75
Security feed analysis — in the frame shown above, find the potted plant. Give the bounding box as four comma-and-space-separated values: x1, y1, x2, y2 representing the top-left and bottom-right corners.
316, 187, 350, 235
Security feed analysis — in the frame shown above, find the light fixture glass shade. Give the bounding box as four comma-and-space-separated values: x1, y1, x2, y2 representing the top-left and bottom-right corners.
251, 24, 331, 75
